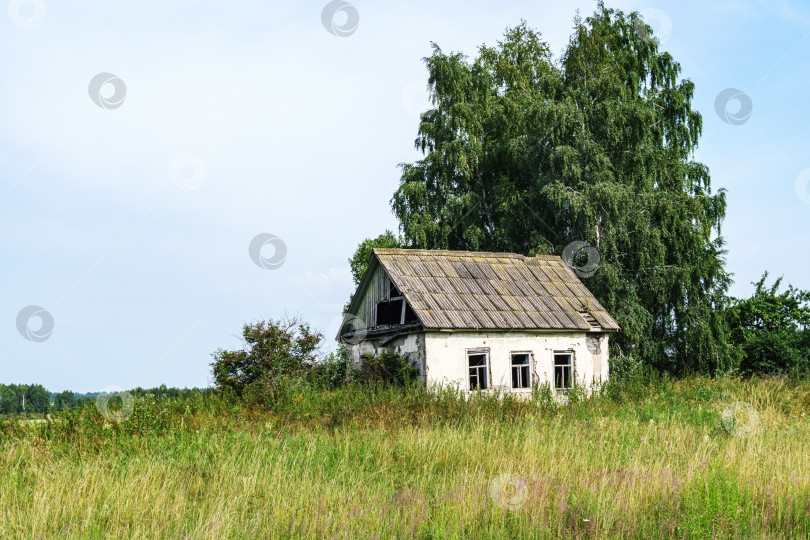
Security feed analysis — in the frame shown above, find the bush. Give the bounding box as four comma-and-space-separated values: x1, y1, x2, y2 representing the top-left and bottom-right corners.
309, 347, 349, 389
727, 272, 810, 376
356, 350, 419, 387
607, 354, 644, 382
210, 316, 323, 402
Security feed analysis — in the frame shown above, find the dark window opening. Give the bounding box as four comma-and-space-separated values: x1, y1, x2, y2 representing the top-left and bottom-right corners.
403, 302, 418, 324
376, 299, 403, 326
511, 353, 530, 389
468, 353, 488, 390
554, 353, 573, 390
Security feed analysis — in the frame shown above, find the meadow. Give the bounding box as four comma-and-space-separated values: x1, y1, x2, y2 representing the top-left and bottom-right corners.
1, 373, 809, 539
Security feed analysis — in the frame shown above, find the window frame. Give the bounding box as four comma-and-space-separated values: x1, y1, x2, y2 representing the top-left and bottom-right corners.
510, 351, 533, 391
375, 296, 404, 326
553, 351, 575, 392
466, 348, 491, 392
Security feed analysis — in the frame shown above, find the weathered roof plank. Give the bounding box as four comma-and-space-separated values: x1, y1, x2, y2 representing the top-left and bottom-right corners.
370, 248, 619, 332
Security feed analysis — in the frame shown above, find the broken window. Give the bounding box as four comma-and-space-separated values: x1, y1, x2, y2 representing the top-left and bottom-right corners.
511, 353, 531, 389
377, 296, 419, 327
403, 302, 418, 324
554, 353, 573, 390
468, 353, 488, 391
376, 298, 404, 326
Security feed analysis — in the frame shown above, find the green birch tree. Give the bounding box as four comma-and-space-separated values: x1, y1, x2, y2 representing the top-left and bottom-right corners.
390, 3, 738, 373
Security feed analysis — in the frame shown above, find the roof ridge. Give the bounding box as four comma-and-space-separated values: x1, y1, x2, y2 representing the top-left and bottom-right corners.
373, 248, 528, 258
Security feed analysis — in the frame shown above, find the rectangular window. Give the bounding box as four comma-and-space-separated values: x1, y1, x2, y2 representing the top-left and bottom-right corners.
376, 298, 404, 326
468, 352, 488, 391
554, 353, 573, 390
511, 353, 531, 389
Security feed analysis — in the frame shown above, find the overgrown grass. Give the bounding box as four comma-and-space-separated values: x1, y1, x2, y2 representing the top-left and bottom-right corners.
1, 375, 809, 538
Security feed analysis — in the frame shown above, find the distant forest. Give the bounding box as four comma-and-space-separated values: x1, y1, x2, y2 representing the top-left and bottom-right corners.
0, 384, 212, 414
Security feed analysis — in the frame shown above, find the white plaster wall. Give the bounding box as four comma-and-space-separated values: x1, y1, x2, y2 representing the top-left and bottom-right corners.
423, 331, 610, 393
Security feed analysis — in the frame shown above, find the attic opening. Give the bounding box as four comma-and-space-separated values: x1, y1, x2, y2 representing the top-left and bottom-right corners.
376, 279, 418, 326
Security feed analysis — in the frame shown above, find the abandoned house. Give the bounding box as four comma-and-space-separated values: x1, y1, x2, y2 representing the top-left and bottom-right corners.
337, 248, 619, 393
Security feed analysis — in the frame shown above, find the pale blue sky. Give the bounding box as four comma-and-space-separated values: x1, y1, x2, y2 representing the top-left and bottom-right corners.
2, 0, 809, 392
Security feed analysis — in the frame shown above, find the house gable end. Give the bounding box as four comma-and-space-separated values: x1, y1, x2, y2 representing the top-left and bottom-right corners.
337, 252, 424, 342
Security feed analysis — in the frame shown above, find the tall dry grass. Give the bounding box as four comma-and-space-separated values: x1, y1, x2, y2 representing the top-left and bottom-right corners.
0, 374, 808, 538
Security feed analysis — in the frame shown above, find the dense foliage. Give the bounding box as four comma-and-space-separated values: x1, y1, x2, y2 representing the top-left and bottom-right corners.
0, 384, 50, 414
358, 351, 420, 387
52, 390, 78, 411
210, 316, 323, 401
0, 385, 215, 416
727, 273, 810, 376
209, 317, 427, 405
389, 4, 735, 374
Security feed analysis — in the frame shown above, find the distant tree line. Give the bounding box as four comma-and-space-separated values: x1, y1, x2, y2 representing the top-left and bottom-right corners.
0, 384, 213, 416
128, 384, 213, 400
0, 384, 51, 414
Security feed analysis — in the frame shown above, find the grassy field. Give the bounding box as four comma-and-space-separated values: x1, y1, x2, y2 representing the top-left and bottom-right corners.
1, 374, 809, 538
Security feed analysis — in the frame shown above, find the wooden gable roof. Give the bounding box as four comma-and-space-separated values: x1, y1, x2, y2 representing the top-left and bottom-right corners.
355, 248, 619, 333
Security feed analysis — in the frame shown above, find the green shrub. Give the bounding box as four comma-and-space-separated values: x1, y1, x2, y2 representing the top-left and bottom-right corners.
727, 272, 810, 376
357, 350, 419, 387
210, 316, 322, 401
309, 347, 349, 389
